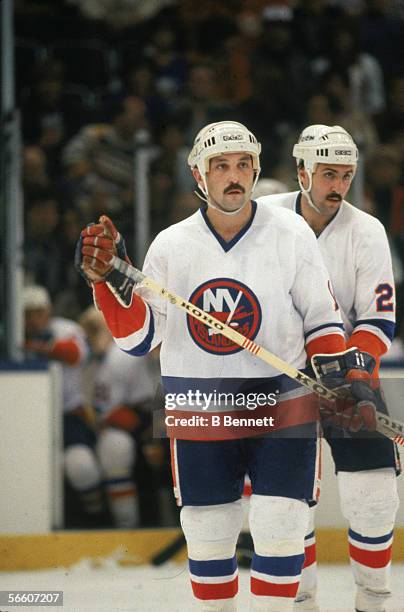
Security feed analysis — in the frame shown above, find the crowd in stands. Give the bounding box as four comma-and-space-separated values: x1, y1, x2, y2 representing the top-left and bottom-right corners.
16, 0, 404, 526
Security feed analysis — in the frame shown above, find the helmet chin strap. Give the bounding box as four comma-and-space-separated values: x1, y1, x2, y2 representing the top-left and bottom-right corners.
298, 170, 322, 215
195, 172, 260, 217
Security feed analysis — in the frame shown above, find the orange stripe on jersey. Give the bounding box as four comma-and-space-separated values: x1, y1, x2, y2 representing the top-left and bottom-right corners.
305, 334, 346, 360
107, 487, 136, 499
347, 330, 387, 360
94, 282, 147, 338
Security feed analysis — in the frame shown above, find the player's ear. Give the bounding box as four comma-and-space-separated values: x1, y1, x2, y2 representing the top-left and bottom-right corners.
192, 167, 203, 188
298, 165, 309, 189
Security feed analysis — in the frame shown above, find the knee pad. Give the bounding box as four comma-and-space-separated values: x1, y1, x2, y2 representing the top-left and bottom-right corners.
249, 495, 309, 557
181, 500, 244, 560
96, 428, 136, 478
338, 469, 399, 536
64, 444, 102, 491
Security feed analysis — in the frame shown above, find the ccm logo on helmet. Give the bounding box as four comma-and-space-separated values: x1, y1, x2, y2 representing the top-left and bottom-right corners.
335, 149, 352, 155
223, 134, 243, 141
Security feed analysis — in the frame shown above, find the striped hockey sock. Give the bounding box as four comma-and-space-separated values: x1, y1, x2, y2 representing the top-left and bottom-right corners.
349, 528, 393, 611
250, 552, 305, 610
189, 556, 238, 610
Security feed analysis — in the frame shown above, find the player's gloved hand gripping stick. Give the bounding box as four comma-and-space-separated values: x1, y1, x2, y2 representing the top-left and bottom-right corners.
76, 216, 404, 445
109, 256, 404, 445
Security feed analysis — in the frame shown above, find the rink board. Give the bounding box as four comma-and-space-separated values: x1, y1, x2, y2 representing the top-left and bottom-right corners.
0, 527, 404, 571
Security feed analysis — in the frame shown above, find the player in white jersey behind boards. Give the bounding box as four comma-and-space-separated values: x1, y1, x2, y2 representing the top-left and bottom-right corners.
76, 121, 381, 611
79, 306, 158, 528
257, 125, 400, 612
23, 285, 110, 526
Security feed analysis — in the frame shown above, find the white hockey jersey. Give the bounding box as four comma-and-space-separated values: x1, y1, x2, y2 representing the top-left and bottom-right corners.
48, 317, 88, 413
100, 203, 345, 412
91, 342, 157, 415
256, 192, 396, 352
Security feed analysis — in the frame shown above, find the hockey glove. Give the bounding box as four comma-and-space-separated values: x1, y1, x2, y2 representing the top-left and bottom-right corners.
75, 215, 136, 307
311, 348, 378, 432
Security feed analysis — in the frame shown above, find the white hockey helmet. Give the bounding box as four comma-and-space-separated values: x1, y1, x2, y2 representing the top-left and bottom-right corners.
293, 124, 358, 174
23, 285, 51, 310
188, 121, 261, 177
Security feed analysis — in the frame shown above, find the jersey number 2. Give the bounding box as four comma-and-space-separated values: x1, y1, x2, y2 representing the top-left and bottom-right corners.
375, 283, 394, 312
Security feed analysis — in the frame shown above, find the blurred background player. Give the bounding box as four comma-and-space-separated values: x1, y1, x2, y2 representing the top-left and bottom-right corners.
23, 284, 109, 527
257, 125, 400, 612
79, 305, 159, 528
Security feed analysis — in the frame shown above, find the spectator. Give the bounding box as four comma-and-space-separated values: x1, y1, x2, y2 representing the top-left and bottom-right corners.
62, 95, 152, 239
22, 145, 51, 197
294, 0, 346, 58
253, 5, 311, 127
311, 18, 387, 117
20, 59, 92, 178
173, 63, 236, 146
149, 122, 195, 235
361, 0, 404, 83
319, 68, 379, 153
24, 188, 63, 298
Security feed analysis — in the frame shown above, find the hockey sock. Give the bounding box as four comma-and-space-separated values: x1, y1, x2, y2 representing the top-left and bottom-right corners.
349, 528, 393, 611
189, 556, 238, 611
250, 551, 304, 610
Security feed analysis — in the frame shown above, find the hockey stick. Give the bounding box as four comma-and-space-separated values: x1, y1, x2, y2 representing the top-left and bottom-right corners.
111, 257, 404, 445
151, 532, 186, 566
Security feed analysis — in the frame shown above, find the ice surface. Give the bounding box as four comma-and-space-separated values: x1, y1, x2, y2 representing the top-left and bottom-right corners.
0, 560, 403, 611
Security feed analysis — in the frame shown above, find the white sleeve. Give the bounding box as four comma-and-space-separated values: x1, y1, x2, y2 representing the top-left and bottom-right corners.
135, 232, 168, 351
290, 224, 345, 344
351, 221, 396, 349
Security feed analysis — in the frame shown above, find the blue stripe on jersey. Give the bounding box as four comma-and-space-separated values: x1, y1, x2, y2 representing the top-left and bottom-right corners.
348, 528, 393, 545
304, 322, 345, 341
251, 552, 305, 576
162, 370, 312, 395
189, 556, 237, 577
305, 531, 315, 541
122, 308, 155, 356
354, 318, 395, 342
200, 201, 257, 252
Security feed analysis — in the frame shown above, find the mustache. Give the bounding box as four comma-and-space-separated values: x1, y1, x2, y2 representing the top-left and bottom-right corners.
224, 183, 245, 194
326, 193, 342, 201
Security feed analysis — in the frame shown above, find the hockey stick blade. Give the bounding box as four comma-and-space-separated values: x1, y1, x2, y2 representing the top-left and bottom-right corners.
111, 257, 404, 445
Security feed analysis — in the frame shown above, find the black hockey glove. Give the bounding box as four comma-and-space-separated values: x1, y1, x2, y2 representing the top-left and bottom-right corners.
311, 348, 378, 432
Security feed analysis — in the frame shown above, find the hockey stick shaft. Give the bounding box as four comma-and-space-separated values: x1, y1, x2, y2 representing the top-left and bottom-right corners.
111, 257, 404, 445
151, 532, 186, 566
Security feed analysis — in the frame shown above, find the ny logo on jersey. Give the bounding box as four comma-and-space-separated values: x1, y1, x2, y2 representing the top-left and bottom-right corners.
187, 278, 262, 354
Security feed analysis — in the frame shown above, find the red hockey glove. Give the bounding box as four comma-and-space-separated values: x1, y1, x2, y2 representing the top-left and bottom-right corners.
311, 348, 378, 432
76, 215, 124, 283
75, 215, 136, 307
